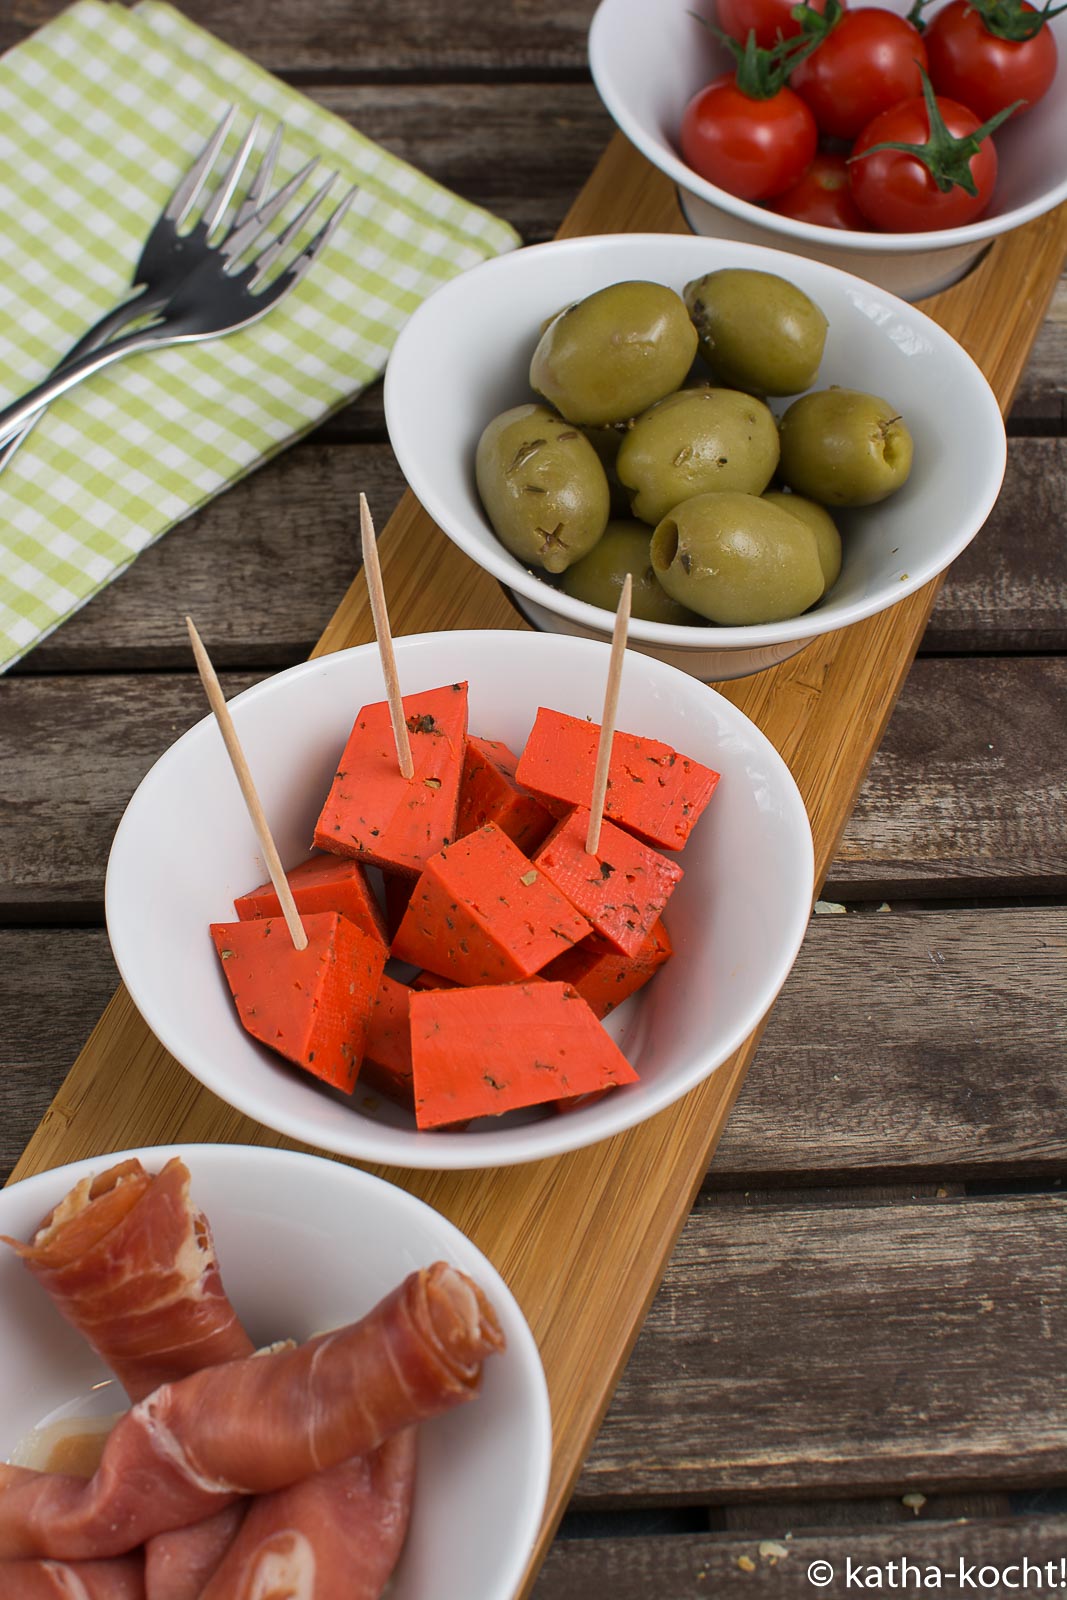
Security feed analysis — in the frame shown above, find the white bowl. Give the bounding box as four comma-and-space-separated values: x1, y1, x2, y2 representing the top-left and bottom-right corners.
0, 1142, 550, 1600
105, 630, 813, 1168
384, 232, 1006, 681
589, 0, 1067, 300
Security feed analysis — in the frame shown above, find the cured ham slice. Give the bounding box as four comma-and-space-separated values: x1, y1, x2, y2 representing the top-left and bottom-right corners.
143, 1502, 247, 1600
200, 1430, 416, 1600
0, 1555, 145, 1598
0, 1262, 502, 1562
2, 1158, 254, 1402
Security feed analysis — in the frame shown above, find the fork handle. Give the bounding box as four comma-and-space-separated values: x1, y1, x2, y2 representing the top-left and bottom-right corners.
0, 289, 168, 467
0, 324, 170, 445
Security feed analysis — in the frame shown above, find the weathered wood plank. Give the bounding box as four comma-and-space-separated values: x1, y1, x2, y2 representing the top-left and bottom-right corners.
923, 437, 1067, 653
4, 909, 1064, 1186
0, 931, 118, 1182
828, 657, 1067, 899
310, 83, 612, 244
572, 1194, 1067, 1502
533, 1519, 1067, 1597
12, 433, 1067, 674
0, 673, 262, 918
1, 0, 601, 74
719, 1491, 1017, 1528
1011, 277, 1067, 428
4, 658, 1062, 911
714, 905, 1067, 1185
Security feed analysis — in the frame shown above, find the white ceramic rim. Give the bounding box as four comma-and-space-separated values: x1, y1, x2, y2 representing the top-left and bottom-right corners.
0, 1142, 553, 1600
105, 631, 815, 1169
587, 0, 1067, 256
384, 233, 1007, 653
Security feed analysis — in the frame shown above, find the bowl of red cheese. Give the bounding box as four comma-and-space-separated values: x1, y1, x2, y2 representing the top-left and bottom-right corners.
105, 629, 814, 1167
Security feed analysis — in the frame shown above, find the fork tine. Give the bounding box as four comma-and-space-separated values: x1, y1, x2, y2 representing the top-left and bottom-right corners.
166, 106, 237, 227
255, 184, 359, 301
236, 122, 285, 226
201, 115, 262, 235
222, 155, 321, 263
246, 173, 339, 288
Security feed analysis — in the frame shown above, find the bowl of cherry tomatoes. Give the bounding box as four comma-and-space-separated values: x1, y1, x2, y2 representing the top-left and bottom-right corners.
589, 0, 1067, 299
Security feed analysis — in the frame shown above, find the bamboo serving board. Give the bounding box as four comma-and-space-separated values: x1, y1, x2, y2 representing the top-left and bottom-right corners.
11, 136, 1067, 1595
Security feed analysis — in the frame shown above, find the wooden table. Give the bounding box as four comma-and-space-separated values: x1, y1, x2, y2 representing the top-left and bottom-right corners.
2, 2, 1067, 1593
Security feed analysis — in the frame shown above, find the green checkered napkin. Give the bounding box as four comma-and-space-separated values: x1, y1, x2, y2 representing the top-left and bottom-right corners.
0, 1, 519, 671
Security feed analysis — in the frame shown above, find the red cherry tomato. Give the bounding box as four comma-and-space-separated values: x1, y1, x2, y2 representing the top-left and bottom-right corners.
924, 0, 1057, 121
715, 0, 839, 48
849, 94, 1000, 232
791, 7, 929, 139
768, 150, 869, 228
680, 75, 819, 201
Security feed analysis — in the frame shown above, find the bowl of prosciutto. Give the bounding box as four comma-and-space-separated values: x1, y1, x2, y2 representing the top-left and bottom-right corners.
105, 628, 814, 1168
0, 1142, 551, 1598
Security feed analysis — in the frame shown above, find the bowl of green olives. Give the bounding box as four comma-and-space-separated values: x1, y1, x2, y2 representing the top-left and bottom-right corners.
588, 0, 1067, 302
383, 232, 1006, 681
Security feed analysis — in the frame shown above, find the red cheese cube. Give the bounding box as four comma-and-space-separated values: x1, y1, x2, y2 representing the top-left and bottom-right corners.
360, 973, 415, 1109
392, 823, 591, 985
210, 912, 386, 1094
410, 981, 638, 1129
532, 807, 682, 957
515, 707, 719, 851
234, 853, 387, 948
542, 917, 673, 1018
313, 682, 468, 878
455, 736, 555, 854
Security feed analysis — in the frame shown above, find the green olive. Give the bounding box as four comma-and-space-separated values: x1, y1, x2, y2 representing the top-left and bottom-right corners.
778, 388, 914, 506
475, 403, 610, 574
684, 269, 828, 396
561, 520, 702, 625
650, 492, 825, 626
762, 491, 842, 593
529, 281, 698, 427
616, 386, 780, 526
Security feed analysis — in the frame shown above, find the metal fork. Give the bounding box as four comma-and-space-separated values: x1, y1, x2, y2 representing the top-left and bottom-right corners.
0, 111, 345, 453
4, 108, 262, 469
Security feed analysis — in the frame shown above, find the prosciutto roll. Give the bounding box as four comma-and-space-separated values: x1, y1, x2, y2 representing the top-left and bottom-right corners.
200, 1430, 416, 1600
0, 1555, 145, 1598
0, 1262, 503, 1562
2, 1158, 254, 1402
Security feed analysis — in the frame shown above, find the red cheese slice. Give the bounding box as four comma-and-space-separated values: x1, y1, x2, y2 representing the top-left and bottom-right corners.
313, 682, 468, 878
515, 706, 719, 851
360, 973, 415, 1109
391, 823, 591, 985
234, 853, 387, 948
410, 981, 638, 1129
455, 735, 555, 854
210, 911, 385, 1093
541, 917, 673, 1019
533, 806, 682, 956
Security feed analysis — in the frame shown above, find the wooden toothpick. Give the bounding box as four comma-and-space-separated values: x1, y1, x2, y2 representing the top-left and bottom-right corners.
186, 617, 308, 952
359, 493, 414, 780
586, 573, 632, 856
